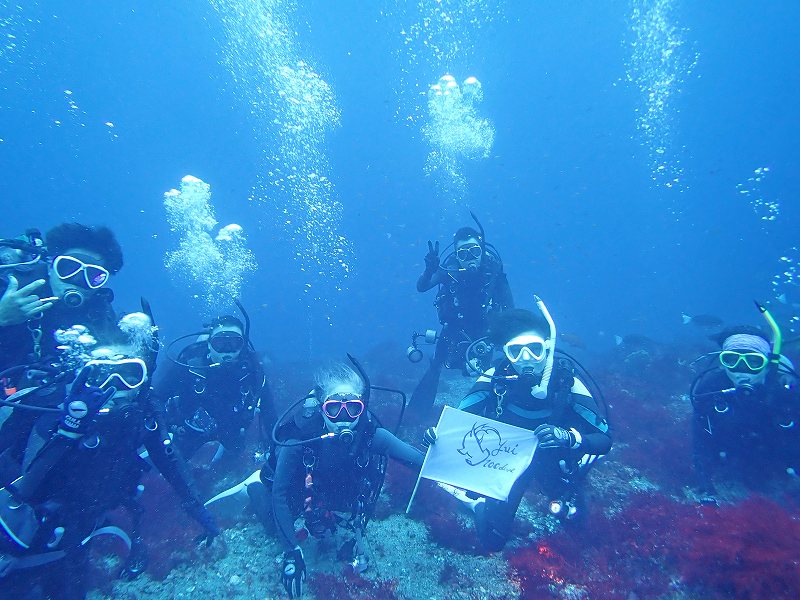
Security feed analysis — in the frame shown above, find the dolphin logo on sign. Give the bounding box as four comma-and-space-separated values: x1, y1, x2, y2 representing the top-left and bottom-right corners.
409, 407, 537, 506
458, 423, 502, 466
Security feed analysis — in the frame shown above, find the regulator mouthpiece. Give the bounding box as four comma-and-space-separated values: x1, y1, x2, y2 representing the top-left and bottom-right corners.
62, 289, 84, 308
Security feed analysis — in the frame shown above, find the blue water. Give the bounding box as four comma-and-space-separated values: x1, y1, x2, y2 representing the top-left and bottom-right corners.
1, 0, 799, 363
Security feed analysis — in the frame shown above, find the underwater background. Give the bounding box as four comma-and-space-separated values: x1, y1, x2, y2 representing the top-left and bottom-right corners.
2, 1, 800, 598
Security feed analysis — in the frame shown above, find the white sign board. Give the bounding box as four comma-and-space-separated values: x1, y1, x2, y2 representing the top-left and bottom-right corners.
415, 406, 538, 502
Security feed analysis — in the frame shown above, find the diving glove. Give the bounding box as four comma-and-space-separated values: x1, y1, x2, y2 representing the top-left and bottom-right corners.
281, 547, 306, 598
534, 424, 580, 449
422, 426, 438, 448
58, 366, 115, 438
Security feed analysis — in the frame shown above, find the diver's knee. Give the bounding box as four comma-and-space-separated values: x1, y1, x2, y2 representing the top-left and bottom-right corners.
475, 503, 509, 553
247, 481, 274, 530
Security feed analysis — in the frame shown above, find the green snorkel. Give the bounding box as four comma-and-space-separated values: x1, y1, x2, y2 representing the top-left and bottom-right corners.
755, 300, 782, 362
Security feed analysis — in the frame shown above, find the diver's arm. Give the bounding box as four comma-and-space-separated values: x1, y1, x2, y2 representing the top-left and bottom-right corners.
457, 369, 495, 415
372, 428, 424, 469
417, 268, 447, 293
458, 390, 491, 415
565, 379, 612, 455
0, 405, 39, 463
271, 444, 304, 551
568, 420, 612, 456
154, 365, 198, 429
10, 431, 76, 499
143, 423, 200, 505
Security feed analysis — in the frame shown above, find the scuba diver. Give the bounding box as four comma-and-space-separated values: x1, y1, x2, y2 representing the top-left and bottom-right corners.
0, 224, 122, 374
262, 359, 421, 598
0, 315, 219, 600
408, 214, 514, 419
157, 308, 276, 464
689, 302, 799, 500
423, 301, 611, 552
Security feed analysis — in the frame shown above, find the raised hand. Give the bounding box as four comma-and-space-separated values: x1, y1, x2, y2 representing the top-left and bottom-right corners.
58, 366, 115, 438
0, 276, 54, 326
424, 240, 440, 273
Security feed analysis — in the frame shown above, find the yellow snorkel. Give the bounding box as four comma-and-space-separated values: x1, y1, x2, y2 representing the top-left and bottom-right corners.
755, 300, 782, 362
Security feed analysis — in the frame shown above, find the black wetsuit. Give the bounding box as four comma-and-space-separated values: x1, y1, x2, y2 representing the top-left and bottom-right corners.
0, 389, 203, 600
157, 343, 276, 460
410, 254, 514, 416
458, 359, 611, 551
691, 366, 800, 488
270, 411, 422, 552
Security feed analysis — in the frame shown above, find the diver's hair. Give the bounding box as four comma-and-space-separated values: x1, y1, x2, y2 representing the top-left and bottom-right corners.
711, 325, 770, 347
314, 363, 364, 400
46, 223, 124, 274
210, 315, 244, 332
453, 227, 481, 246
488, 308, 550, 345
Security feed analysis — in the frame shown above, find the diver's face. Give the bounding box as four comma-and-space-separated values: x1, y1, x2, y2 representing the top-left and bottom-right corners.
320, 387, 363, 434
455, 237, 483, 271
504, 331, 549, 377
48, 248, 109, 303
208, 325, 245, 363
721, 348, 769, 391
75, 354, 148, 407
725, 366, 767, 391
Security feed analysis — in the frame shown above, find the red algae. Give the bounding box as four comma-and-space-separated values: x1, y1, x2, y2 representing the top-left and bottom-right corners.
508, 492, 800, 599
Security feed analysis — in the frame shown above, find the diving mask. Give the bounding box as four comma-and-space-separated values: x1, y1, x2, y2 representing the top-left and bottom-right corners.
455, 244, 482, 262
719, 350, 768, 373
53, 255, 110, 290
504, 334, 549, 376
321, 392, 363, 442
209, 331, 245, 354
322, 396, 365, 421
84, 357, 148, 391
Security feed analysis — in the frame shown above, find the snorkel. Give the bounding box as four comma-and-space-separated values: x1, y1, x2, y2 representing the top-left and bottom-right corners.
755, 300, 782, 362
531, 295, 556, 400
234, 298, 253, 350
692, 302, 790, 401
347, 352, 371, 407
470, 211, 486, 255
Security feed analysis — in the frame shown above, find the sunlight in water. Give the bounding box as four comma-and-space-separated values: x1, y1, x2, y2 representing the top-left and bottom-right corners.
384, 1, 502, 206
625, 0, 698, 192
209, 0, 351, 318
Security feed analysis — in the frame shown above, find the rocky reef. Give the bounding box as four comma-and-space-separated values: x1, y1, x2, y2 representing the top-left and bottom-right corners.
87, 353, 800, 600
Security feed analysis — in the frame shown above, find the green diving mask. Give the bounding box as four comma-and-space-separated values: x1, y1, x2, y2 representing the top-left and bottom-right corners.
719, 350, 768, 373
